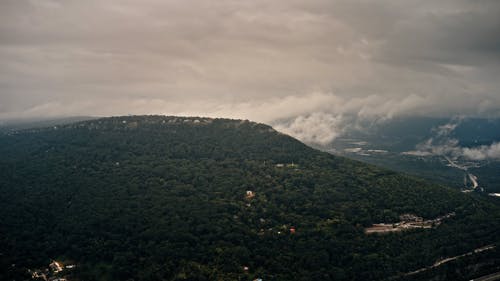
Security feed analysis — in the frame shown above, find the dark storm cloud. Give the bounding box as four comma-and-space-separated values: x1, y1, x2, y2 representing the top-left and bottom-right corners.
1, 0, 499, 130
378, 1, 500, 67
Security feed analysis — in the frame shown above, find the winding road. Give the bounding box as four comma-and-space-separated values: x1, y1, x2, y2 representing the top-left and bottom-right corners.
471, 271, 500, 281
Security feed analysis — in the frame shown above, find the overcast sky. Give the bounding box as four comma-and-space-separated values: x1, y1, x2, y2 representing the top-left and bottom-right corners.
1, 0, 500, 126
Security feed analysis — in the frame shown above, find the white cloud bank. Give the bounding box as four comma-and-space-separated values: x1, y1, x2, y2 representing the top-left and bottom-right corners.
462, 143, 500, 161
404, 119, 500, 161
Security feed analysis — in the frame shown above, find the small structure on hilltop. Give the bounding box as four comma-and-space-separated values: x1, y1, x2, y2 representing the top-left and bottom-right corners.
275, 163, 299, 168
399, 213, 423, 222
49, 261, 63, 273
246, 190, 255, 199
31, 270, 46, 280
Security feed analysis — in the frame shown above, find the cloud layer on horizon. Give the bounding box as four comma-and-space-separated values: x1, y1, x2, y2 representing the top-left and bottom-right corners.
1, 0, 500, 127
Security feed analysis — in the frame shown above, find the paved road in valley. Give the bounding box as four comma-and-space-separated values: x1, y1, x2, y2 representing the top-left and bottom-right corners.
471, 271, 500, 281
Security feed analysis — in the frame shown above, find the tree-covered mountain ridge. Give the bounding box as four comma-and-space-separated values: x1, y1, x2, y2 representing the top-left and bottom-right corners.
0, 115, 499, 281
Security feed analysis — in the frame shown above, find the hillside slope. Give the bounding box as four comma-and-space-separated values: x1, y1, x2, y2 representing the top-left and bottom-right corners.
0, 115, 499, 281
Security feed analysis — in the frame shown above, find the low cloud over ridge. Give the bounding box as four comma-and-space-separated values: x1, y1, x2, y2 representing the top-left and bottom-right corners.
273, 112, 343, 145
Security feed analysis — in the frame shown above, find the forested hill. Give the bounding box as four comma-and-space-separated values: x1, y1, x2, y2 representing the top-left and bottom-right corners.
1, 115, 499, 281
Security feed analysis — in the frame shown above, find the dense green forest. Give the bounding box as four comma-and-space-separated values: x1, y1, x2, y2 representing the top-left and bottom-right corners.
0, 115, 499, 280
